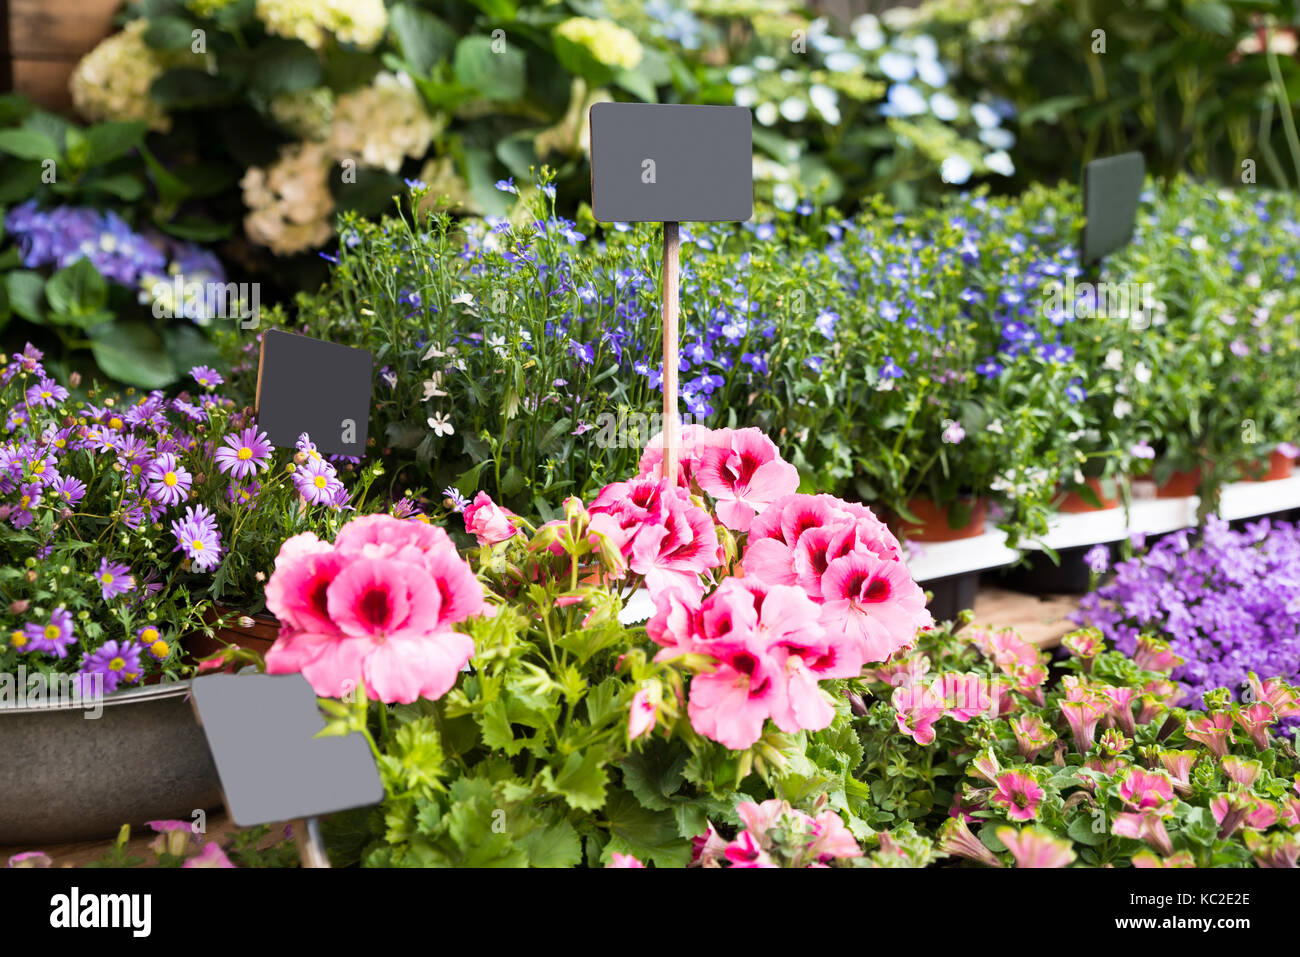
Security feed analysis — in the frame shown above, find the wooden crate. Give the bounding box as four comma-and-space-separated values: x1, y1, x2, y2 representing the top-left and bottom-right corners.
1, 0, 124, 113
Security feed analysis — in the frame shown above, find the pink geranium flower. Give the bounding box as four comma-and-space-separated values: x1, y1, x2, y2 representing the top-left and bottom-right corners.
462, 491, 518, 546
686, 627, 785, 750
589, 476, 721, 599
819, 549, 931, 663
806, 811, 862, 863
692, 427, 799, 531
638, 423, 716, 487
996, 827, 1076, 868
723, 829, 777, 868
990, 770, 1044, 821
607, 853, 645, 868
264, 515, 484, 704
629, 687, 658, 739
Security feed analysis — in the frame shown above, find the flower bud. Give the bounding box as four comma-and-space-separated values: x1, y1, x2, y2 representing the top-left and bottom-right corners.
9, 599, 29, 615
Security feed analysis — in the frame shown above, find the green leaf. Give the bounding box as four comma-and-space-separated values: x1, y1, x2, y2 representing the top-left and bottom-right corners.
144, 16, 199, 51
157, 215, 232, 242
466, 0, 517, 16
517, 817, 582, 868
0, 159, 43, 203
150, 69, 239, 109
1066, 812, 1105, 847
538, 748, 609, 812
46, 258, 108, 317
389, 4, 457, 76
619, 739, 687, 812
249, 39, 323, 96
81, 172, 146, 201
6, 271, 46, 323
1184, 1, 1233, 36
602, 788, 690, 868
332, 167, 404, 218
88, 320, 179, 388
0, 128, 59, 162
83, 121, 148, 166
454, 36, 525, 102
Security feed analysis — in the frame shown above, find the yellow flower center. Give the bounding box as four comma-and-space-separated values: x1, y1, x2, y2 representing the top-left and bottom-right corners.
313, 475, 328, 489
32, 462, 44, 474
11, 630, 26, 647
238, 447, 252, 460
150, 639, 169, 657
141, 627, 159, 642
109, 656, 125, 672
191, 539, 205, 551
100, 573, 114, 585
164, 471, 178, 487
109, 417, 123, 429
54, 438, 65, 448
40, 390, 52, 400
43, 624, 60, 640
20, 495, 30, 508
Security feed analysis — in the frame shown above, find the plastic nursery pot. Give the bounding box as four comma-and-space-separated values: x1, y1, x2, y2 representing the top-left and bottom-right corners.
186, 606, 281, 665
1056, 476, 1121, 513
1238, 450, 1295, 483
0, 680, 222, 844
896, 497, 988, 542
1154, 466, 1202, 499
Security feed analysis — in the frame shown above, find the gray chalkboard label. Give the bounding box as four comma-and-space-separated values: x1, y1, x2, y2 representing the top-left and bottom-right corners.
256, 329, 372, 456
190, 673, 383, 827
590, 102, 753, 223
1081, 152, 1145, 265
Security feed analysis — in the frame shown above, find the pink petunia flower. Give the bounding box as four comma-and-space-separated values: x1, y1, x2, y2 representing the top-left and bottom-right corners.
1185, 713, 1235, 757
1112, 809, 1174, 856
607, 853, 646, 868
1117, 768, 1175, 811
996, 826, 1076, 868
891, 682, 945, 745
1233, 702, 1276, 750
183, 842, 235, 868
938, 817, 1001, 867
990, 770, 1044, 822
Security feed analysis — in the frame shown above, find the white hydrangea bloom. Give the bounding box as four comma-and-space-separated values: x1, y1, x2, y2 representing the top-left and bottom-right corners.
241, 142, 335, 255
69, 21, 171, 132
327, 72, 439, 174
256, 0, 387, 52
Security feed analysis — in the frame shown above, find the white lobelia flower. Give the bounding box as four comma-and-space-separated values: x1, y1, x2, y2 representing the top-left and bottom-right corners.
427, 413, 454, 437
451, 292, 475, 306
1133, 362, 1152, 384
1114, 399, 1132, 418
421, 343, 447, 361
422, 374, 447, 400
1104, 348, 1123, 371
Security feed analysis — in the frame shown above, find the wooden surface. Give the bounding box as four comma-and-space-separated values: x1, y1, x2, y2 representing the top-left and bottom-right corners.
2, 586, 1083, 866
3, 0, 123, 113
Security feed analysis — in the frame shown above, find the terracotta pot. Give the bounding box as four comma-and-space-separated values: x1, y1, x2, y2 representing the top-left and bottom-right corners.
897, 497, 987, 542
1057, 477, 1120, 513
1239, 450, 1295, 483
1154, 466, 1202, 499
186, 606, 280, 665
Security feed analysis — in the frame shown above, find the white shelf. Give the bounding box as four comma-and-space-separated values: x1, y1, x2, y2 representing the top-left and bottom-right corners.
904, 528, 1020, 583
612, 479, 1300, 614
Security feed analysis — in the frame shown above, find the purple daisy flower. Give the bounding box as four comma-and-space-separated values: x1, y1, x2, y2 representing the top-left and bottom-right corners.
137, 625, 170, 660
293, 458, 343, 506
95, 558, 135, 601
24, 378, 68, 408
145, 452, 192, 506
78, 639, 143, 694
214, 427, 272, 480
11, 482, 40, 528
190, 366, 224, 389
22, 606, 76, 658
171, 504, 222, 571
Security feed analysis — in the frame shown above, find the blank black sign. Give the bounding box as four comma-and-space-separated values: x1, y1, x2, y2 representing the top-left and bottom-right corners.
190, 673, 383, 827
256, 329, 372, 456
1081, 152, 1145, 264
589, 102, 753, 223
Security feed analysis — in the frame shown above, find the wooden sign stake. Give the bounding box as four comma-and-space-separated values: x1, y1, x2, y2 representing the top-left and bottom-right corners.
291, 816, 330, 869
661, 221, 680, 482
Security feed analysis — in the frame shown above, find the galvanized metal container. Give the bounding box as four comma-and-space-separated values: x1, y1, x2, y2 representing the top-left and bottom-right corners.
0, 680, 221, 845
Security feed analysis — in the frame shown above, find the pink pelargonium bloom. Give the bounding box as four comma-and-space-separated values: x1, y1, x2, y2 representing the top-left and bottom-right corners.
264, 516, 484, 704
990, 770, 1044, 822
607, 853, 646, 868
638, 423, 717, 487
806, 810, 863, 863
723, 829, 778, 868
741, 493, 902, 587
996, 827, 1076, 869
589, 476, 721, 599
762, 585, 861, 734
819, 548, 932, 664
691, 822, 728, 867
629, 687, 658, 740
693, 427, 799, 532
462, 491, 518, 546
686, 627, 785, 750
